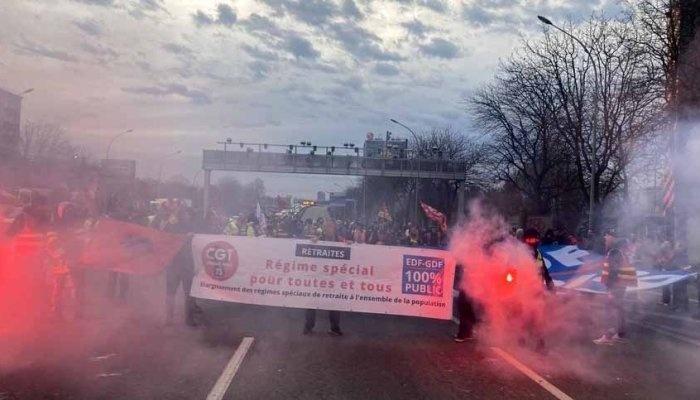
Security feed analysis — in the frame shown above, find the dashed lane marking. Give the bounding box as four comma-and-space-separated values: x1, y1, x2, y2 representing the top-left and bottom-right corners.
491, 347, 574, 400
206, 337, 255, 400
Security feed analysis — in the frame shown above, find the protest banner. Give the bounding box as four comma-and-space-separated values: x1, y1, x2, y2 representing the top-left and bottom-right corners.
190, 235, 456, 320
80, 218, 185, 275
540, 244, 698, 294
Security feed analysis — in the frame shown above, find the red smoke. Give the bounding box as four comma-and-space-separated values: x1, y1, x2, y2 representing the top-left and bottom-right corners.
450, 203, 549, 347
0, 235, 49, 369
449, 203, 610, 381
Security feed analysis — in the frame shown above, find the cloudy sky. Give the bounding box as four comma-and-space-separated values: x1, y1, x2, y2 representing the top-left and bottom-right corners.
0, 0, 622, 196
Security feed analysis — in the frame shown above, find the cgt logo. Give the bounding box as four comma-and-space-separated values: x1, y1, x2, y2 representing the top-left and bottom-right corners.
202, 241, 238, 281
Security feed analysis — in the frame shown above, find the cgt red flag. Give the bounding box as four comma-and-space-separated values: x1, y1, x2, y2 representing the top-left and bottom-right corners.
80, 218, 185, 275
420, 201, 447, 233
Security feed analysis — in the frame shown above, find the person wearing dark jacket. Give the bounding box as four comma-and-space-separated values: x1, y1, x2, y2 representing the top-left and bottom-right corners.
522, 229, 555, 292
521, 228, 554, 353
163, 209, 201, 326
304, 224, 342, 336
454, 265, 478, 342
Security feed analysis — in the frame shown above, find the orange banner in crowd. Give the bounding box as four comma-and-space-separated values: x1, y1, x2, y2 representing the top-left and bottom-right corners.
80, 218, 185, 275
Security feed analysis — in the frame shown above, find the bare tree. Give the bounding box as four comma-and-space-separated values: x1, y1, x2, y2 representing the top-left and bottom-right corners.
412, 127, 491, 189
472, 14, 665, 229
20, 121, 78, 161
472, 55, 577, 215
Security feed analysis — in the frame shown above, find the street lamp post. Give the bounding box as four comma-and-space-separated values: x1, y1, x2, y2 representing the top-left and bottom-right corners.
538, 15, 599, 233
390, 118, 420, 223
105, 129, 134, 159
390, 118, 419, 143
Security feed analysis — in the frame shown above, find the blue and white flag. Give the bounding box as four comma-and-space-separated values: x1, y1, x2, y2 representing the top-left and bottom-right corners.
539, 245, 697, 294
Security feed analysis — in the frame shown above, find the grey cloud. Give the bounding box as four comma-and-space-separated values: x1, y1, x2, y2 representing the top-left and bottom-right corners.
336, 75, 364, 90
461, 0, 609, 29
162, 42, 192, 55
242, 44, 279, 61
192, 3, 237, 28
137, 0, 165, 11
240, 14, 323, 61
402, 19, 434, 38
329, 22, 403, 61
420, 0, 448, 13
373, 62, 400, 76
240, 13, 282, 37
390, 0, 448, 13
419, 37, 460, 59
122, 83, 212, 105
13, 38, 79, 62
129, 0, 168, 19
73, 19, 103, 37
135, 60, 152, 72
192, 10, 214, 27
249, 60, 272, 80
217, 4, 237, 27
71, 0, 115, 7
260, 0, 338, 26
461, 4, 497, 27
80, 42, 119, 62
342, 0, 364, 20
284, 35, 320, 59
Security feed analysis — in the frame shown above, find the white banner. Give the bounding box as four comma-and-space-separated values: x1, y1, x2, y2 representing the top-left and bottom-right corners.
190, 235, 456, 320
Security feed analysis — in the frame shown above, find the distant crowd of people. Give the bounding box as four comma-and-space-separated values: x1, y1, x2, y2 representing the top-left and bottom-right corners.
223, 213, 449, 249
3, 190, 698, 343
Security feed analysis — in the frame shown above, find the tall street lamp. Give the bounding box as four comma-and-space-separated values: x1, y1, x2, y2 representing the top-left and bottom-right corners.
390, 118, 421, 222
105, 129, 134, 159
390, 118, 418, 142
538, 15, 599, 233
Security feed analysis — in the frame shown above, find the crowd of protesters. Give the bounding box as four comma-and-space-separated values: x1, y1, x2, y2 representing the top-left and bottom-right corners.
2, 186, 699, 339
222, 212, 449, 249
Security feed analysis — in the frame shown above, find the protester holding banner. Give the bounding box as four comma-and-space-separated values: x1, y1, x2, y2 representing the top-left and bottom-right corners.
454, 265, 478, 342
522, 229, 554, 292
48, 202, 87, 320
166, 234, 199, 326
303, 218, 343, 336
594, 233, 638, 345
158, 203, 201, 326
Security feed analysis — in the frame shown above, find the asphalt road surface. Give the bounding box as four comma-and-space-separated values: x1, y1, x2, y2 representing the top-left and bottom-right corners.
1, 274, 699, 400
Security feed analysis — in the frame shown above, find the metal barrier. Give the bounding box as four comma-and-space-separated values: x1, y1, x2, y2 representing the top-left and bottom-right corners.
202, 150, 467, 180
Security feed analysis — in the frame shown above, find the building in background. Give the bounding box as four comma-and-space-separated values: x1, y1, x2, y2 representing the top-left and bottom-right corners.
0, 87, 22, 160
363, 132, 409, 159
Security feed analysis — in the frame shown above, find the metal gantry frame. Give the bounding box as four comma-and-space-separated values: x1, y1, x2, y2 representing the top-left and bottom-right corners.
200, 143, 469, 223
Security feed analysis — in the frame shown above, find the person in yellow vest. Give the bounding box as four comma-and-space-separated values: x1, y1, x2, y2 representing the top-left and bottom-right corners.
223, 216, 239, 236
46, 231, 74, 319
594, 231, 637, 345
246, 221, 256, 237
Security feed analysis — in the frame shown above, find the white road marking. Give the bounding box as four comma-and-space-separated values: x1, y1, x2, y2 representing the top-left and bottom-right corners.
491, 347, 574, 400
631, 309, 700, 324
206, 337, 255, 400
631, 321, 700, 347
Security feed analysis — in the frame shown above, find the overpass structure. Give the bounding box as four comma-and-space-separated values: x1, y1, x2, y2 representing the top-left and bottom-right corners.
201, 147, 469, 221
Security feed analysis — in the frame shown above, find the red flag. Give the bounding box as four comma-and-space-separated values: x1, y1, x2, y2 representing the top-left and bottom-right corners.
80, 218, 185, 275
420, 202, 447, 232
